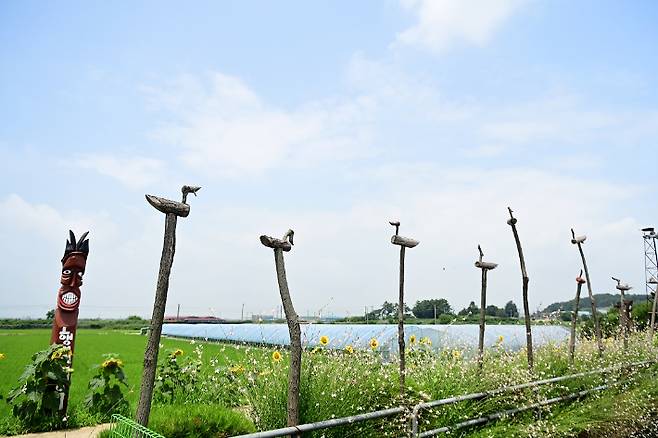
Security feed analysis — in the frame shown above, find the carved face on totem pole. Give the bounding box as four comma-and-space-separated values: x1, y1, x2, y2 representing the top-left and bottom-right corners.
57, 231, 89, 312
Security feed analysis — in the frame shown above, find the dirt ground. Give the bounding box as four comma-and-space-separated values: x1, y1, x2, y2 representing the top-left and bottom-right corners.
2, 424, 111, 438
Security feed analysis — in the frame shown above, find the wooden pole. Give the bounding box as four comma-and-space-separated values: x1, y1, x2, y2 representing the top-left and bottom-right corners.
507, 207, 533, 370
613, 277, 632, 351
136, 185, 199, 427
571, 229, 603, 356
475, 245, 497, 370
478, 267, 487, 368
260, 230, 300, 435
569, 270, 585, 363
398, 245, 406, 393
389, 221, 419, 395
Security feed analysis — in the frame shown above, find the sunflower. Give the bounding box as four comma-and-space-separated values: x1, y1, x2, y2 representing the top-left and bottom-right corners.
0, 353, 5, 360
272, 350, 282, 362
172, 348, 184, 357
497, 335, 504, 344
419, 337, 432, 346
319, 335, 329, 346
409, 334, 417, 345
369, 338, 379, 350
452, 350, 462, 360
101, 358, 123, 369
50, 347, 69, 360
229, 364, 245, 374
344, 345, 354, 354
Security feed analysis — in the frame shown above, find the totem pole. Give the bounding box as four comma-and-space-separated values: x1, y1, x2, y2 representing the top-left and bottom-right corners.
475, 245, 497, 369
389, 220, 419, 394
50, 230, 90, 415
568, 270, 586, 363
507, 207, 533, 370
260, 229, 300, 435
136, 185, 200, 427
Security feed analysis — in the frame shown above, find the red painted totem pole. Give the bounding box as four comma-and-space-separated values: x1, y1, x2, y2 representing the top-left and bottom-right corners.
50, 230, 89, 413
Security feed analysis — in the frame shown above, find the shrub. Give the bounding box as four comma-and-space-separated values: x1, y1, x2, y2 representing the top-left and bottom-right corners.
148, 403, 255, 438
85, 354, 129, 419
6, 344, 72, 430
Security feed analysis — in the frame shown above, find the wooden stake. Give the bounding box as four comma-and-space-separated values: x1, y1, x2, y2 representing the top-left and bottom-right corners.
260, 229, 301, 435
507, 207, 533, 370
613, 277, 632, 351
389, 221, 419, 394
571, 229, 603, 356
136, 185, 199, 427
475, 245, 497, 369
569, 270, 585, 363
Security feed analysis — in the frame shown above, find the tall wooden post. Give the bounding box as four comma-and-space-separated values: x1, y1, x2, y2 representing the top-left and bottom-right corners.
260, 229, 301, 435
475, 245, 497, 369
507, 207, 533, 370
389, 221, 419, 394
613, 277, 632, 350
569, 270, 586, 363
571, 229, 603, 356
136, 185, 200, 427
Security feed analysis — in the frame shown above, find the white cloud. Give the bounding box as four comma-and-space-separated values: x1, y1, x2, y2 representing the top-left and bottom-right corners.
145, 73, 376, 178
75, 155, 165, 189
394, 0, 526, 53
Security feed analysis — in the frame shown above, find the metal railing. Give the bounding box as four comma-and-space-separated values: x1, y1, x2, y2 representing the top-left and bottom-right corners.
230, 406, 407, 438
227, 360, 654, 438
110, 414, 166, 438
410, 360, 655, 437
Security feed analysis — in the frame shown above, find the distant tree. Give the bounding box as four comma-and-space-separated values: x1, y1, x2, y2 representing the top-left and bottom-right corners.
412, 299, 453, 318
504, 301, 519, 318
485, 305, 500, 317
46, 309, 55, 320
458, 301, 479, 316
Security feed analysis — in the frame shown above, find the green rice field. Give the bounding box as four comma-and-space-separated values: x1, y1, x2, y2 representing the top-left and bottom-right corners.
0, 329, 246, 421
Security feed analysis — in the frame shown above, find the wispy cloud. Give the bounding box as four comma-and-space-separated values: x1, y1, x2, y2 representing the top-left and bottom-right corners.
75, 155, 165, 189
394, 0, 526, 53
144, 73, 376, 178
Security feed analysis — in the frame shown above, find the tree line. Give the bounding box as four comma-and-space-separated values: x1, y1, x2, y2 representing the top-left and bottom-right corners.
365, 298, 519, 320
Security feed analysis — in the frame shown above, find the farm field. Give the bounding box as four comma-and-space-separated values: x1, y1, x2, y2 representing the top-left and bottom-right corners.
1, 328, 658, 437
0, 329, 252, 433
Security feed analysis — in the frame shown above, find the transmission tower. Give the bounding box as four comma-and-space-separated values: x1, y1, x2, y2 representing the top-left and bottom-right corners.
642, 227, 658, 302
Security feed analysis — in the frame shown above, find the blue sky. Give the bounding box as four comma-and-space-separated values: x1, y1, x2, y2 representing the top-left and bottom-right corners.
1, 0, 658, 319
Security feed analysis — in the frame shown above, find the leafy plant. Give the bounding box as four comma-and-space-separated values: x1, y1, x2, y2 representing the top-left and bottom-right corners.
85, 354, 129, 419
154, 348, 202, 404
6, 344, 72, 429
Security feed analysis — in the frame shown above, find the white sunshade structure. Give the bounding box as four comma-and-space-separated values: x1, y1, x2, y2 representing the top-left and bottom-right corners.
161, 323, 569, 353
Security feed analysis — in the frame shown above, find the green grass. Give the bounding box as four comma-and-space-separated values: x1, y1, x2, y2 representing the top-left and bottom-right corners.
0, 329, 249, 433
1, 328, 657, 437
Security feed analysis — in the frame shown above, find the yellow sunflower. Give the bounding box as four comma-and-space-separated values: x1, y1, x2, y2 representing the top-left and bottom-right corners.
344, 345, 354, 354
319, 335, 329, 346
0, 353, 5, 360
497, 335, 504, 344
272, 350, 282, 362
409, 334, 417, 344
229, 364, 245, 374
172, 348, 184, 357
101, 358, 124, 369
369, 338, 379, 350
452, 350, 462, 360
